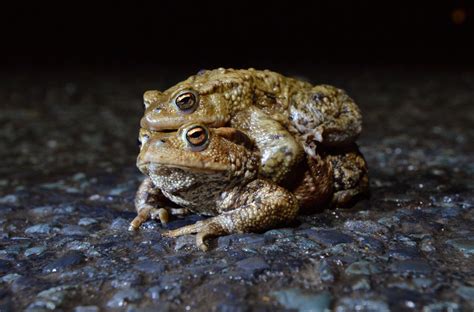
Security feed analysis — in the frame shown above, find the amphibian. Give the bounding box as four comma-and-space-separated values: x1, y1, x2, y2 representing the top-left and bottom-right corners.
140, 68, 362, 184
130, 123, 368, 250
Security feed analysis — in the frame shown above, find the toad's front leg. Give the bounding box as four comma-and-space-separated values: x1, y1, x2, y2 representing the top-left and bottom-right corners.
163, 180, 299, 251
130, 177, 185, 230
231, 107, 304, 184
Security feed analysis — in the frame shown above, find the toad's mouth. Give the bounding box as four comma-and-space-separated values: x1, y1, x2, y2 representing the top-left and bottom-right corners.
157, 129, 176, 133
140, 115, 227, 131
137, 159, 228, 175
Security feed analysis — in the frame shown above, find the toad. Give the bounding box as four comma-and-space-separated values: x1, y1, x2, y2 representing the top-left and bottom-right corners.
140, 68, 363, 184
130, 123, 368, 250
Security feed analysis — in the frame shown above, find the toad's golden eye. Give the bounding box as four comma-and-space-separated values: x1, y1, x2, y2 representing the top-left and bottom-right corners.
184, 125, 209, 151
174, 90, 198, 112
186, 126, 208, 146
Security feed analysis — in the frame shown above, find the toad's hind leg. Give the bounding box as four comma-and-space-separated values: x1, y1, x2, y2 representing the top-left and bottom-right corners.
327, 145, 369, 207
289, 85, 362, 157
163, 180, 299, 251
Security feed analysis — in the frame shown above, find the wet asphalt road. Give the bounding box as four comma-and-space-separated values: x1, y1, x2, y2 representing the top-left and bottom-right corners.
0, 67, 473, 311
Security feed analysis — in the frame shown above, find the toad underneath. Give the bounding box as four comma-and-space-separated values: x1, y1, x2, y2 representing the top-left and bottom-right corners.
131, 123, 368, 251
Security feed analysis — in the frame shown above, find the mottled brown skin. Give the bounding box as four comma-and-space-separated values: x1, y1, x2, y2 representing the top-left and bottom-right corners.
141, 68, 362, 184
131, 123, 368, 250
131, 124, 299, 250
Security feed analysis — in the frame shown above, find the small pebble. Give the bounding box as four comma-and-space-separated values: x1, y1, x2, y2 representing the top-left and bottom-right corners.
352, 278, 371, 291
390, 259, 432, 275
422, 302, 460, 312
74, 306, 100, 312
174, 235, 196, 251
43, 251, 86, 273
272, 288, 332, 312
335, 298, 390, 312
78, 218, 98, 226
456, 286, 474, 303
54, 205, 76, 214
24, 246, 47, 257
303, 229, 354, 246
420, 238, 436, 252
30, 206, 54, 217
1, 273, 22, 283
413, 278, 433, 288
0, 194, 18, 204
111, 271, 143, 289
66, 241, 91, 251
264, 228, 295, 238
110, 218, 130, 230
133, 260, 165, 274
235, 256, 270, 276
345, 260, 381, 275
61, 225, 88, 236
344, 220, 388, 235
388, 246, 421, 260
318, 260, 335, 283
446, 238, 474, 256
107, 288, 142, 308
27, 285, 76, 311
25, 224, 51, 235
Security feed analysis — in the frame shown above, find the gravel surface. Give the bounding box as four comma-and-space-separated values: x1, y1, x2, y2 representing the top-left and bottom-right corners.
0, 67, 473, 311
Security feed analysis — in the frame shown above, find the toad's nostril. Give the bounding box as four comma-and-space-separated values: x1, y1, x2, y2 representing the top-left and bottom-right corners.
154, 107, 162, 113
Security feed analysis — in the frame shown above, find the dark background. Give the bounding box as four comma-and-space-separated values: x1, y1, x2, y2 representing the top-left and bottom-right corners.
1, 1, 473, 71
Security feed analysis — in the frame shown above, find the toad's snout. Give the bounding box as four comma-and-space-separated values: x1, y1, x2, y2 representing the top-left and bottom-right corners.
140, 113, 187, 131
137, 137, 167, 170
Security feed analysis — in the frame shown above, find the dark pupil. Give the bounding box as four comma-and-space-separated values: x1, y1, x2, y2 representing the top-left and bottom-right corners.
190, 130, 202, 139
177, 94, 194, 108
179, 96, 190, 104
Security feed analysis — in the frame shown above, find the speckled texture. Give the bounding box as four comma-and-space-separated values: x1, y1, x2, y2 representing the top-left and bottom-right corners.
132, 123, 367, 248
0, 68, 473, 311
133, 124, 299, 250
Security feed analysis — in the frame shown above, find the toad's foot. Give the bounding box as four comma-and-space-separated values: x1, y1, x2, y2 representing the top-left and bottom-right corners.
328, 145, 369, 207
163, 219, 226, 251
130, 207, 180, 230
132, 177, 177, 230
130, 207, 192, 230
130, 206, 153, 231
150, 208, 170, 224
